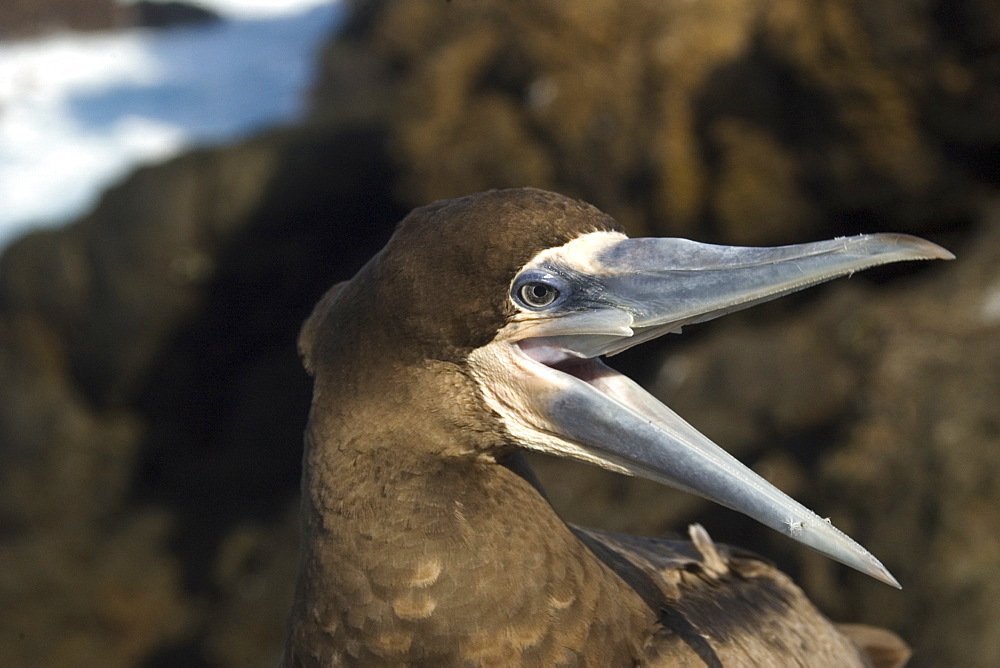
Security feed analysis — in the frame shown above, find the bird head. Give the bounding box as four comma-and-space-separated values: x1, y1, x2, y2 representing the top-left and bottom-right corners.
299, 188, 952, 587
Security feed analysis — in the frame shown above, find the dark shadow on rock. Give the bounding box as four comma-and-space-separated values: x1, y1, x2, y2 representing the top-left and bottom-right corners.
134, 1, 220, 30
129, 126, 404, 594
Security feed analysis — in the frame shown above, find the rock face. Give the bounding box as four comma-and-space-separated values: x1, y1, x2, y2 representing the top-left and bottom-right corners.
334, 0, 996, 243
133, 1, 220, 30
1, 1, 998, 665
0, 127, 406, 666
0, 0, 219, 37
0, 0, 124, 37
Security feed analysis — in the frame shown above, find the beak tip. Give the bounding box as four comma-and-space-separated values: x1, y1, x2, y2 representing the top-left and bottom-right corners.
875, 233, 954, 261
854, 548, 900, 588
882, 572, 903, 590
872, 563, 902, 589
792, 518, 902, 589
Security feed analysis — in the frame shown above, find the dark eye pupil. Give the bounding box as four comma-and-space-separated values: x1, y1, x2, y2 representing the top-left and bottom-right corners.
520, 282, 558, 307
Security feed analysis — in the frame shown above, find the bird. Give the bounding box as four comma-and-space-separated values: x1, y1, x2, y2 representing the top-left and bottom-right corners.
281, 188, 952, 667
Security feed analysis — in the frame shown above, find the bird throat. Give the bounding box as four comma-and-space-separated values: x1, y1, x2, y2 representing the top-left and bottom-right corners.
288, 428, 654, 664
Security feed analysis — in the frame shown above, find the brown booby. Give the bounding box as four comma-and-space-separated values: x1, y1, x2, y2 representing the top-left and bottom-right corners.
283, 188, 952, 666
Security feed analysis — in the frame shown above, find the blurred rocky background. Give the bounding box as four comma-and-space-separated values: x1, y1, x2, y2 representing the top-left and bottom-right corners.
1, 0, 998, 665
0, 0, 222, 37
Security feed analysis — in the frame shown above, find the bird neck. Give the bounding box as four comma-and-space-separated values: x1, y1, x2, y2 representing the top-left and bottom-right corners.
285, 422, 655, 664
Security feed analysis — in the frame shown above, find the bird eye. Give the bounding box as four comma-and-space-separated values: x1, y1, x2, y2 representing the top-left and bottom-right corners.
518, 281, 559, 308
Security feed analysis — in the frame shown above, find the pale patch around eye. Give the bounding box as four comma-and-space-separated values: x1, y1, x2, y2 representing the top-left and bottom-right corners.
523, 230, 628, 275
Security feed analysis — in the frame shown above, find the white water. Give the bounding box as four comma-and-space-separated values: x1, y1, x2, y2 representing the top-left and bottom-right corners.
0, 0, 343, 249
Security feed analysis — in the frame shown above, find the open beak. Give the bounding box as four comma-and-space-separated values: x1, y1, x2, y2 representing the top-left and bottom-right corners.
475, 232, 953, 587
